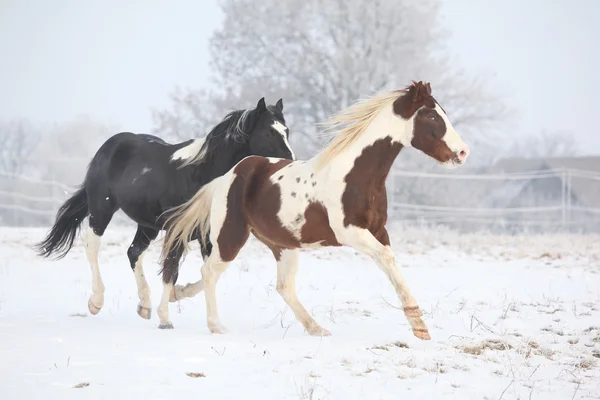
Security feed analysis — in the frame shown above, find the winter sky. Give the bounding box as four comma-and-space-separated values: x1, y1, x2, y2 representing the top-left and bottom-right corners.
0, 0, 598, 154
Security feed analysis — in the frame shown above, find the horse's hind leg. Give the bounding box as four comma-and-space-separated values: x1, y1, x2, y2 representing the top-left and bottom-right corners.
202, 223, 248, 334
84, 205, 117, 315
127, 225, 159, 320
273, 248, 331, 336
157, 243, 183, 329
201, 252, 234, 334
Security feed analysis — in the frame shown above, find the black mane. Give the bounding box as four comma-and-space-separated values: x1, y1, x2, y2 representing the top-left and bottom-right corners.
195, 108, 258, 164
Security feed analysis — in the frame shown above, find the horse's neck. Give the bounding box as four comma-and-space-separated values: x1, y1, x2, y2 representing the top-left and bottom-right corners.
344, 137, 403, 188
316, 116, 406, 184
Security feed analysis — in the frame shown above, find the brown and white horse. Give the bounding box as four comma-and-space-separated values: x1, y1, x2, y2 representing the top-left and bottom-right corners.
159, 81, 470, 340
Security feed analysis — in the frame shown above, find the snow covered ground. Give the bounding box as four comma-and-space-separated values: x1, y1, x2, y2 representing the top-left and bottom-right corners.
0, 225, 599, 399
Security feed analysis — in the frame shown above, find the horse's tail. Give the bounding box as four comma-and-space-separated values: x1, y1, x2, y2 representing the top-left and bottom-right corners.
160, 176, 222, 263
34, 183, 89, 259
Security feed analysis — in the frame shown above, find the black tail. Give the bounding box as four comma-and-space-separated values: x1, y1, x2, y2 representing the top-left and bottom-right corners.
35, 184, 89, 259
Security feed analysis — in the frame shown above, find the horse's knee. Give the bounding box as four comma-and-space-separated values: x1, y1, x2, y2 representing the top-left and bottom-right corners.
375, 246, 395, 267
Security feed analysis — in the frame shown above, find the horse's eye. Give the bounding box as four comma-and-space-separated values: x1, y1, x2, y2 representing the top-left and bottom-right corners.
428, 115, 436, 121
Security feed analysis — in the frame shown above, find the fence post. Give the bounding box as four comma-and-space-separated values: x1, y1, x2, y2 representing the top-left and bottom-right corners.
561, 167, 566, 228
566, 169, 572, 231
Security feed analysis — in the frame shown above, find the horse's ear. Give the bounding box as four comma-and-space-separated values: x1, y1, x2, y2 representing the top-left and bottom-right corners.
425, 82, 432, 95
256, 97, 266, 112
412, 82, 422, 103
276, 98, 283, 111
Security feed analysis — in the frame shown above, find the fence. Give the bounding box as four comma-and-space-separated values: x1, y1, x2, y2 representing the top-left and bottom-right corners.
0, 170, 133, 228
0, 167, 599, 233
387, 167, 600, 233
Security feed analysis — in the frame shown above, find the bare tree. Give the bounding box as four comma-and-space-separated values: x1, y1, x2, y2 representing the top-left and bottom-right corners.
152, 86, 226, 142
153, 0, 509, 162
30, 116, 118, 185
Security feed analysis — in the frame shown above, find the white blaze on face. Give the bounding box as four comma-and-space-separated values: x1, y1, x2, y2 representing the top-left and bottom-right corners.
434, 105, 469, 163
271, 121, 296, 160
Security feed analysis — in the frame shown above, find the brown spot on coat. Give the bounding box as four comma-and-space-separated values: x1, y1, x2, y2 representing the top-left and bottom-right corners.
300, 202, 341, 247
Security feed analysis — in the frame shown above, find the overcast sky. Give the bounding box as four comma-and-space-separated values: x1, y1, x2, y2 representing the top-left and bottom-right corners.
1, 0, 598, 154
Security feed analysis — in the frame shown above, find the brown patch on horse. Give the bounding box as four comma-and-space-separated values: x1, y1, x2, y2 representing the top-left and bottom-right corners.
300, 202, 341, 247
247, 168, 301, 251
217, 157, 295, 261
342, 137, 402, 243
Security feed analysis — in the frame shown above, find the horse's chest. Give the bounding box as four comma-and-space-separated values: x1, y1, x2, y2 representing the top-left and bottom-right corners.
341, 184, 388, 229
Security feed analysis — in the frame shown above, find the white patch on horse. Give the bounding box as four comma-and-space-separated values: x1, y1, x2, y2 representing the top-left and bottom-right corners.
134, 251, 151, 314
83, 227, 104, 314
267, 162, 314, 239
132, 167, 152, 184
171, 138, 206, 162
271, 121, 296, 160
434, 104, 470, 168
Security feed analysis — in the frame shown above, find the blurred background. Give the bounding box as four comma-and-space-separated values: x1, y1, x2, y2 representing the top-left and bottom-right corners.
1, 0, 598, 233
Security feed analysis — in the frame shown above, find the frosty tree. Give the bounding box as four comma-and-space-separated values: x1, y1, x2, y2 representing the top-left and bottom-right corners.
503, 129, 578, 159
153, 0, 508, 163
0, 119, 41, 174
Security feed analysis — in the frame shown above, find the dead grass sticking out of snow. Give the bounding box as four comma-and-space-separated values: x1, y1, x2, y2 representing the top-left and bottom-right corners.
459, 339, 513, 356
72, 382, 90, 388
186, 372, 206, 378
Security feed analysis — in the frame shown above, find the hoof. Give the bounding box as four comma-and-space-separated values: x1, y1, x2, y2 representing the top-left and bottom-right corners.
413, 328, 431, 340
88, 299, 102, 315
208, 324, 227, 334
136, 304, 152, 320
308, 326, 331, 337
158, 323, 174, 329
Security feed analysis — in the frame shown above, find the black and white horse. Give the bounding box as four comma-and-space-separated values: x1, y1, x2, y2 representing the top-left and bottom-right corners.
35, 97, 295, 322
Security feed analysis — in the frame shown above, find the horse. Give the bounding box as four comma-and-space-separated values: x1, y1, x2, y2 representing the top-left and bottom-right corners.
34, 97, 296, 323
159, 81, 470, 339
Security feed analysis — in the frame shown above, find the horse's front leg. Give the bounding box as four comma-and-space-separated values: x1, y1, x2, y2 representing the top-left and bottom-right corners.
169, 234, 211, 302
337, 225, 430, 340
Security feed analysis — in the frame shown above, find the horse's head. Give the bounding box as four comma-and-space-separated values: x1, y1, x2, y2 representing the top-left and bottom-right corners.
247, 97, 295, 161
392, 81, 469, 168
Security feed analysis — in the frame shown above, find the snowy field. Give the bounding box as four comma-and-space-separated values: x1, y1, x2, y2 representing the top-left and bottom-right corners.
0, 225, 599, 399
